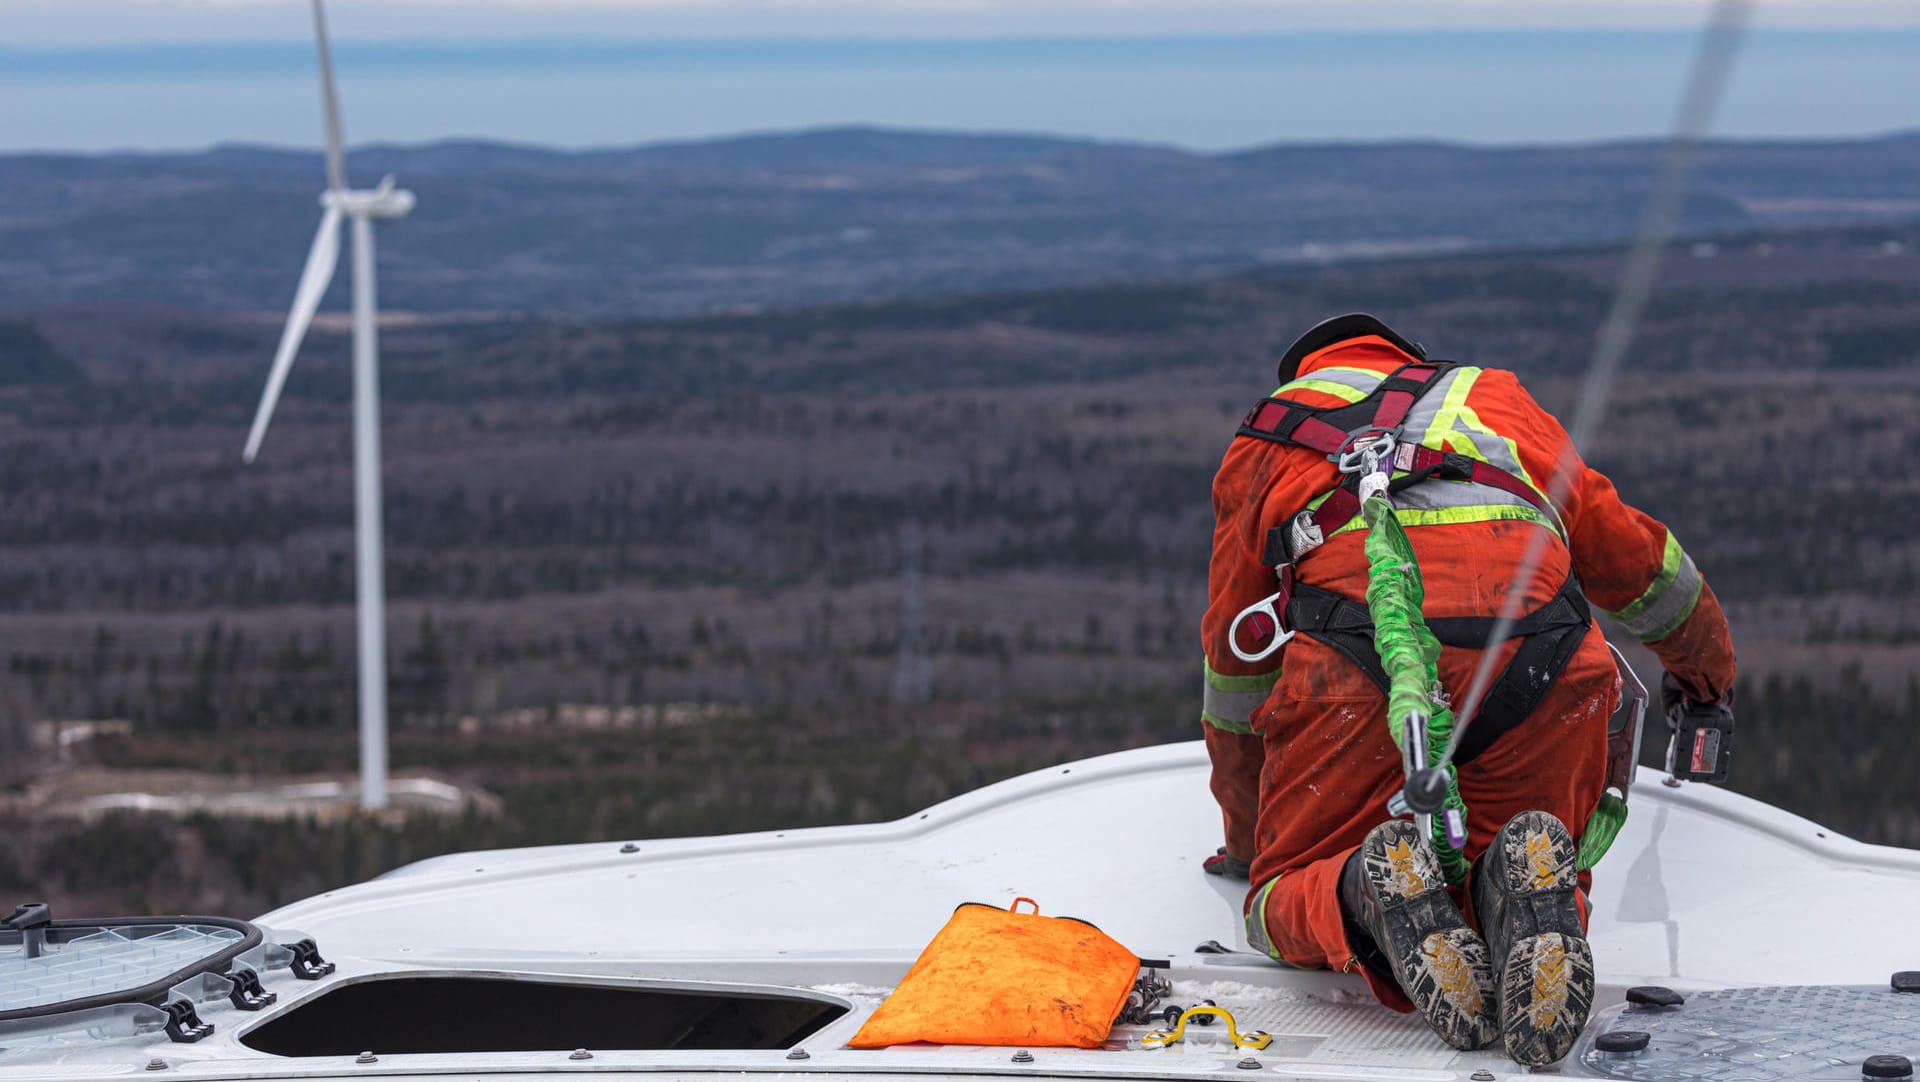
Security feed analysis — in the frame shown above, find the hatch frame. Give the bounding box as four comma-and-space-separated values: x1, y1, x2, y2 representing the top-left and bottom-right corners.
0, 915, 262, 1023
232, 968, 855, 1057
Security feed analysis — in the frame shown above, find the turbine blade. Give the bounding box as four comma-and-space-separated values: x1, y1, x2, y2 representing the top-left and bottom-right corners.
311, 0, 347, 191
244, 206, 342, 463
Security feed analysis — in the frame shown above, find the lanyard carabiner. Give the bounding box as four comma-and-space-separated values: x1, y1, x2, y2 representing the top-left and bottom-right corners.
1336, 429, 1398, 504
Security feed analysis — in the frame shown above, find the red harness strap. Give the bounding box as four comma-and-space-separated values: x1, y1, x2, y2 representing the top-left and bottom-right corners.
1239, 361, 1452, 455
1396, 445, 1561, 525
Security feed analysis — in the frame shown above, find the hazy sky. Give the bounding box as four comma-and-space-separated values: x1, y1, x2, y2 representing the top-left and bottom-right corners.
9, 0, 1920, 42
5, 2, 1919, 152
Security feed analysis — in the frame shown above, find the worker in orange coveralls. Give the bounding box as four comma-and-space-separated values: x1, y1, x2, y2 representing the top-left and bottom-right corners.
1198, 315, 1736, 1065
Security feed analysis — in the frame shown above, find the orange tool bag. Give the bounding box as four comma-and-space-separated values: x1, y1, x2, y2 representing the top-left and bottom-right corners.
849, 897, 1140, 1049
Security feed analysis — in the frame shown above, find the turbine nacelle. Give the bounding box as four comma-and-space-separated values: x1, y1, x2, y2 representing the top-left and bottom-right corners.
322, 177, 416, 220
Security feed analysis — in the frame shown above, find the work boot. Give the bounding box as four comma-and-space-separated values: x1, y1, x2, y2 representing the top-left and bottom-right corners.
1339, 819, 1498, 1050
1203, 847, 1251, 880
1471, 810, 1595, 1066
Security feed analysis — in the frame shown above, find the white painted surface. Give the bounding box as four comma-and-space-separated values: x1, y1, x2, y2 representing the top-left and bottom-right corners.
5, 740, 1916, 1082
270, 741, 1920, 992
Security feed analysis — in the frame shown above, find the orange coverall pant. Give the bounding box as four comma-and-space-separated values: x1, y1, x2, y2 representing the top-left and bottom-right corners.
1207, 524, 1619, 1011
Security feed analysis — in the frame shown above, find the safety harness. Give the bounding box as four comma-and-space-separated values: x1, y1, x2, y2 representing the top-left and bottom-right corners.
1236, 353, 1594, 768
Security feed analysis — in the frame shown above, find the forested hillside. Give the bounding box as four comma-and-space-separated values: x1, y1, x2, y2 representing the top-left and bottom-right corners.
3, 220, 1918, 914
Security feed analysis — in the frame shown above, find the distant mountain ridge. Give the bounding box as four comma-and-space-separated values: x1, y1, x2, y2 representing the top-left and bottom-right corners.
18, 124, 1920, 176
4, 128, 1161, 178
3, 126, 1918, 315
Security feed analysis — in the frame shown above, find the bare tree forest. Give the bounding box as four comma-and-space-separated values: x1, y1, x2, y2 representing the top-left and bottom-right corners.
3, 220, 1919, 914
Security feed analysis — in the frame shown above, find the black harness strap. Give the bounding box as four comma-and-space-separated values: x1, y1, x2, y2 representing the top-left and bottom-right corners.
1280, 581, 1392, 694
1451, 590, 1593, 764
1284, 577, 1593, 765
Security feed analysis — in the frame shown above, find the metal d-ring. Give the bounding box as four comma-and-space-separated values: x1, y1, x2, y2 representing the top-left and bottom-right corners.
1227, 592, 1294, 663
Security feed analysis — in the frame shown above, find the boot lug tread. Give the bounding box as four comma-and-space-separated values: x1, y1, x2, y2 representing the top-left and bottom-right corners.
1355, 820, 1499, 1052
1473, 812, 1594, 1068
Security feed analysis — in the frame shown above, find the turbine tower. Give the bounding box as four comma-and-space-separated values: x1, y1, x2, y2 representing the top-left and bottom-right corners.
242, 0, 413, 810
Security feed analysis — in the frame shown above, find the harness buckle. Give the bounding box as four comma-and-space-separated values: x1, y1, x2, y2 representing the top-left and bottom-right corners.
1437, 451, 1475, 481
1336, 430, 1397, 505
1286, 510, 1324, 562
1333, 429, 1397, 476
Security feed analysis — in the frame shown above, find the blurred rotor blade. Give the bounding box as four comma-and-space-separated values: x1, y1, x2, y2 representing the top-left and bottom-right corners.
311, 0, 347, 191
244, 205, 342, 463
1443, 0, 1754, 764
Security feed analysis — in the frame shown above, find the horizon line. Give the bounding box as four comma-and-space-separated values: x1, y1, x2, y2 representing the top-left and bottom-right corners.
9, 120, 1920, 163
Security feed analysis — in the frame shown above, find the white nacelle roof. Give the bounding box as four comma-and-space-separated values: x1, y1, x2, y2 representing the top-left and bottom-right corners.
6, 741, 1916, 1082
268, 740, 1917, 992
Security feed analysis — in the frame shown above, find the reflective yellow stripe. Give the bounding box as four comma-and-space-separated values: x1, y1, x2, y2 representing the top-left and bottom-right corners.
1206, 660, 1282, 693
1201, 709, 1257, 736
1282, 379, 1366, 404
1273, 366, 1386, 402
1423, 367, 1485, 457
1323, 503, 1555, 539
1383, 504, 1555, 531
1202, 660, 1280, 735
1605, 532, 1703, 642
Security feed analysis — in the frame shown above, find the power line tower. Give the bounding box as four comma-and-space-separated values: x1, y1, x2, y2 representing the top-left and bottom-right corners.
891, 520, 933, 704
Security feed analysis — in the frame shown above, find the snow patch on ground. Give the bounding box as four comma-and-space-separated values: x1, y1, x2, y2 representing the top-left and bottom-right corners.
1167, 979, 1318, 1004
809, 983, 893, 999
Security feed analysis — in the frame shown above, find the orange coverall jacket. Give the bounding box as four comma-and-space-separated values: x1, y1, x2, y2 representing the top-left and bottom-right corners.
1200, 333, 1736, 1011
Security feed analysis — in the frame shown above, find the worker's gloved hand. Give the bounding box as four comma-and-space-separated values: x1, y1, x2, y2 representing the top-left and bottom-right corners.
1202, 847, 1251, 881
1662, 672, 1734, 784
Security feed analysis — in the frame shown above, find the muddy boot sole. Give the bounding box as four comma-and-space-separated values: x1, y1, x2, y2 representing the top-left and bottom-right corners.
1359, 820, 1499, 1051
1485, 812, 1595, 1066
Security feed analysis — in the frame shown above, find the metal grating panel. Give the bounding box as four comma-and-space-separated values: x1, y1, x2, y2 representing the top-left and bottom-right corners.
1578, 985, 1920, 1082
1111, 980, 1465, 1068
0, 924, 245, 1013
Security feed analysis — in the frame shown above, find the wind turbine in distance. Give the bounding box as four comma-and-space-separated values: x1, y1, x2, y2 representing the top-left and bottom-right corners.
242, 0, 414, 810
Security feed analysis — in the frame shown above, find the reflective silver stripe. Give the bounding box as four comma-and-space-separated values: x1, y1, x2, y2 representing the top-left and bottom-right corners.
1619, 550, 1703, 641
1391, 478, 1544, 518
1245, 876, 1287, 960
1203, 662, 1279, 734
1202, 686, 1269, 734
